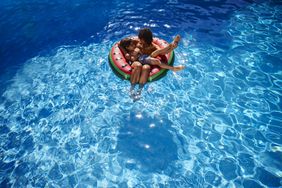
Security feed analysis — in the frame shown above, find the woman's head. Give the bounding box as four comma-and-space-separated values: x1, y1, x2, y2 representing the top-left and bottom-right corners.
138, 28, 153, 45
119, 38, 136, 51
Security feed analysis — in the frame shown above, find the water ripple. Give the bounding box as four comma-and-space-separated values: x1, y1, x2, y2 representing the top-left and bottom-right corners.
1, 1, 282, 188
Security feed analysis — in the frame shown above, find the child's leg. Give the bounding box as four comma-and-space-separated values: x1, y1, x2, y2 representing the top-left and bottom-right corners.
148, 58, 185, 72
150, 44, 174, 58
171, 35, 181, 48
150, 35, 181, 58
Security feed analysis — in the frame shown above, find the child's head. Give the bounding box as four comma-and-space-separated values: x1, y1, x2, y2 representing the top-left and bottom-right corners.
119, 38, 136, 51
138, 28, 153, 45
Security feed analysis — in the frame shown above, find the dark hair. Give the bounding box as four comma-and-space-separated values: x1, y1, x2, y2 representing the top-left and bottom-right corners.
138, 28, 153, 44
119, 38, 132, 49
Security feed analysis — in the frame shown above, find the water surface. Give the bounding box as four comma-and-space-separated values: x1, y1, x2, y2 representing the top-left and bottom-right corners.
0, 0, 282, 187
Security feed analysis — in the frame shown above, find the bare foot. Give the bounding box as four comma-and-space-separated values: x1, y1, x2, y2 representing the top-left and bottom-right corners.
172, 35, 181, 49
166, 43, 174, 51
172, 65, 185, 72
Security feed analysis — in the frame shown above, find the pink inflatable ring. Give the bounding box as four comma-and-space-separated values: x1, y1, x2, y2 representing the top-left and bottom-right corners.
108, 37, 174, 82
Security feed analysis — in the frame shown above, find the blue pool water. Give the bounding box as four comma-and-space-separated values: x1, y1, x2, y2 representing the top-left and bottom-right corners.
1, 0, 282, 187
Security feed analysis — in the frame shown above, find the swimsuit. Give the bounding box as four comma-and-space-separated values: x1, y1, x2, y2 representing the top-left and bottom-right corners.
138, 55, 150, 65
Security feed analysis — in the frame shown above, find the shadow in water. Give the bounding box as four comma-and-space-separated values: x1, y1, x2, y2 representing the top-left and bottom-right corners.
117, 111, 178, 173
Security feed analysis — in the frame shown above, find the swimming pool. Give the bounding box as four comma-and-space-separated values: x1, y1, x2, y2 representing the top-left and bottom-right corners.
0, 0, 281, 187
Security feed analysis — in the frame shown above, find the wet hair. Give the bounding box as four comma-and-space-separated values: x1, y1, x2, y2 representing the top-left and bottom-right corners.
138, 28, 153, 44
119, 38, 132, 49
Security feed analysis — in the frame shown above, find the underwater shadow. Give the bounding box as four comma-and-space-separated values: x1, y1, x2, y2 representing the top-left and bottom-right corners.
117, 111, 178, 173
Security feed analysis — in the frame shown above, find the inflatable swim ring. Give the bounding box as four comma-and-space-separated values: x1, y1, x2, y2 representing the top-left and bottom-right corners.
108, 37, 174, 82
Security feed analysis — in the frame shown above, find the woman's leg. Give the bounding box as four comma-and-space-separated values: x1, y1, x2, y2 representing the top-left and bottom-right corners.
130, 61, 142, 85
130, 61, 142, 94
133, 64, 151, 100
139, 64, 151, 85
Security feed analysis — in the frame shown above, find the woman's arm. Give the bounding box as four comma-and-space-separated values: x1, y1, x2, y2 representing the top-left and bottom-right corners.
130, 48, 141, 62
118, 43, 130, 61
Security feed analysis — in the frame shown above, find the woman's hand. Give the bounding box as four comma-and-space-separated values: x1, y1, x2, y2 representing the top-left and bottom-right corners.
130, 56, 137, 62
125, 53, 130, 60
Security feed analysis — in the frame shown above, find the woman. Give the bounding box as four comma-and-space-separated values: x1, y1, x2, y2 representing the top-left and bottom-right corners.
118, 37, 150, 99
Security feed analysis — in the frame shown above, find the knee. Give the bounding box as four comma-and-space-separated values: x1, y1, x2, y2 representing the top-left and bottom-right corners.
142, 64, 151, 71
154, 59, 161, 66
132, 61, 142, 68
150, 59, 161, 66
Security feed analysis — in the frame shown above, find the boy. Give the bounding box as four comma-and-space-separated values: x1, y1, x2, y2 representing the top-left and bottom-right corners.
137, 28, 185, 71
